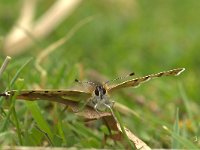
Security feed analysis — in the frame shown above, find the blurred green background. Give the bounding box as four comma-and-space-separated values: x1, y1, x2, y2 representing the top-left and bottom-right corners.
0, 0, 199, 148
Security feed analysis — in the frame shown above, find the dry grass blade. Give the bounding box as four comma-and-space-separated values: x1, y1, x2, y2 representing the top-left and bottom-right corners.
3, 0, 82, 56
118, 125, 151, 150
0, 56, 11, 78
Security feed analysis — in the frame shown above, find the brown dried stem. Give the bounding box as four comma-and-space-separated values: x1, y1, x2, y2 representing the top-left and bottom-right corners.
35, 16, 95, 87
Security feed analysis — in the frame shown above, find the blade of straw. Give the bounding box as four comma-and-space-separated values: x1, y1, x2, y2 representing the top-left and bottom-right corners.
0, 56, 12, 78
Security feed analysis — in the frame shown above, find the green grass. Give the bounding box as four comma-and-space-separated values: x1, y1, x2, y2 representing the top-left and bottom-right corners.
0, 0, 200, 148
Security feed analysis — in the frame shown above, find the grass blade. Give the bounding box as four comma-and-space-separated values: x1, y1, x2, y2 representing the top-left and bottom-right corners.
13, 107, 23, 145
163, 126, 198, 149
172, 107, 180, 148
9, 58, 33, 88
0, 58, 32, 105
113, 110, 135, 149
25, 101, 54, 144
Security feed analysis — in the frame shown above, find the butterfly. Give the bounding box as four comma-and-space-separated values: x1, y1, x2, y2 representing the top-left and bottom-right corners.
0, 68, 185, 112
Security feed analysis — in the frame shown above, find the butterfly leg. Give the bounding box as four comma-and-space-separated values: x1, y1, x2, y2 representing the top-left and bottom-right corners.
94, 103, 104, 119
103, 103, 118, 123
94, 103, 100, 114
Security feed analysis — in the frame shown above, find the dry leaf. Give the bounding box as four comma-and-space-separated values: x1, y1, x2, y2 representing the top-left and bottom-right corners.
103, 115, 151, 150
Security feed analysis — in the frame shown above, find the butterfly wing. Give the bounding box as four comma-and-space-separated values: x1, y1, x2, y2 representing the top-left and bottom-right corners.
0, 89, 92, 102
107, 68, 185, 93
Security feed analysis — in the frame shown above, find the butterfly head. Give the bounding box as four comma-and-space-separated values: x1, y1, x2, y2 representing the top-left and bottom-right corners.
75, 79, 107, 99
75, 72, 135, 99
94, 85, 107, 100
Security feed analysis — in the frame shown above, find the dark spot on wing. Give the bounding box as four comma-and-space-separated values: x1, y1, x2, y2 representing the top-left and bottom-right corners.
57, 91, 61, 92
44, 91, 49, 93
134, 79, 138, 82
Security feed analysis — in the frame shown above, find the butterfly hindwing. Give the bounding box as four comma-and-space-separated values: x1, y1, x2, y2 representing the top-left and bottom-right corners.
107, 68, 185, 93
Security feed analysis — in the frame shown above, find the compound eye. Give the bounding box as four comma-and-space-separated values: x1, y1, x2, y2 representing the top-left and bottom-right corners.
94, 89, 99, 96
102, 88, 106, 95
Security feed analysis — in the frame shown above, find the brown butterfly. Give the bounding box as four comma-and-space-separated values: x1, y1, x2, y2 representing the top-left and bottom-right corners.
0, 68, 185, 111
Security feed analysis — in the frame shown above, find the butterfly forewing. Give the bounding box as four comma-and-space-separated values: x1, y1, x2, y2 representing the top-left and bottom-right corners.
1, 90, 92, 102
107, 68, 185, 93
0, 68, 185, 109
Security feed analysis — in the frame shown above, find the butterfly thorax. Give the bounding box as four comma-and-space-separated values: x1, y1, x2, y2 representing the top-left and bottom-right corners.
87, 84, 113, 111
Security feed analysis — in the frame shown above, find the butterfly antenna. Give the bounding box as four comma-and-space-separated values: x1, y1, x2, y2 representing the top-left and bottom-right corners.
75, 79, 96, 86
104, 72, 135, 85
